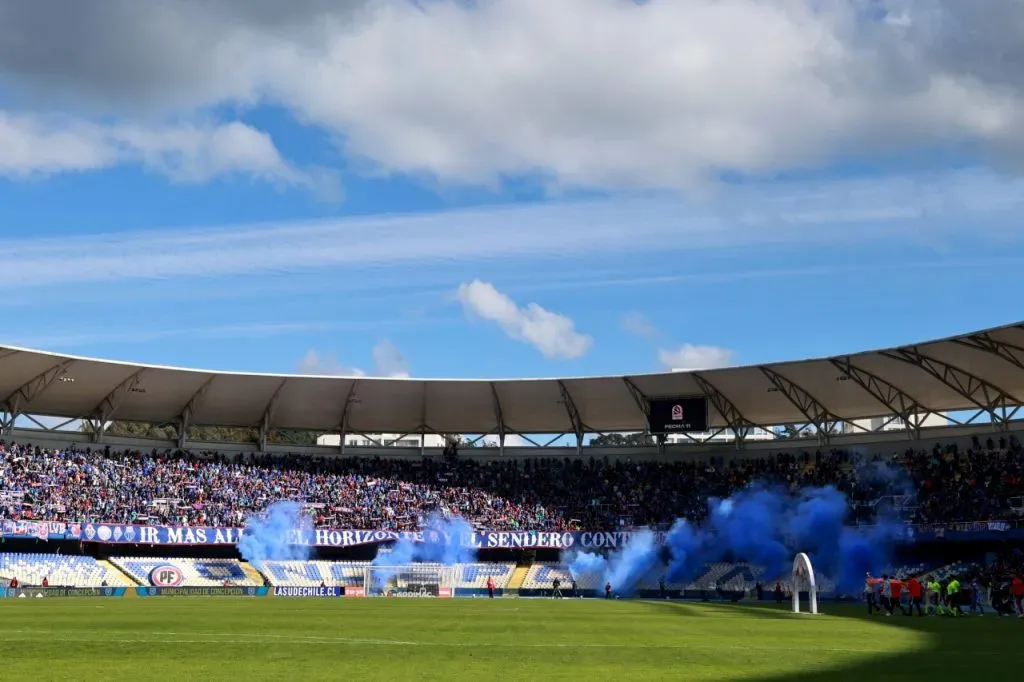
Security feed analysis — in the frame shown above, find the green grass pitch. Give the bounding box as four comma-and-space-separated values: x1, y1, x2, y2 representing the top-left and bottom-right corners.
0, 598, 1017, 681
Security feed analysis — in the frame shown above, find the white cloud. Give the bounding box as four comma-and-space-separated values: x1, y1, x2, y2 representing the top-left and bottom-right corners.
1, 168, 1020, 293
625, 314, 735, 370
621, 311, 659, 340
0, 113, 338, 197
371, 339, 409, 378
503, 433, 530, 448
296, 350, 366, 377
1, 1, 1023, 190
658, 345, 735, 371
455, 280, 592, 360
5, 322, 350, 351
297, 340, 410, 378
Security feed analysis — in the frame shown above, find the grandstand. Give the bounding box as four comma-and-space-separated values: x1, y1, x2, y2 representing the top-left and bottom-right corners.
0, 321, 1021, 606
110, 558, 262, 587
0, 550, 975, 599
260, 560, 367, 588
0, 553, 133, 587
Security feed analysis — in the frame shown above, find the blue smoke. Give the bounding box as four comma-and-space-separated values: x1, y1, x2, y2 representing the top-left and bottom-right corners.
708, 489, 790, 580
369, 514, 477, 593
238, 501, 313, 566
568, 552, 607, 581
566, 529, 661, 596
663, 520, 703, 584
584, 467, 912, 597
660, 482, 909, 595
605, 529, 660, 594
415, 516, 477, 565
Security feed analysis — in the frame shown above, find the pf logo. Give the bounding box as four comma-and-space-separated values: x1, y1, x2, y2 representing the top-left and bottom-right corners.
671, 404, 684, 421
149, 565, 184, 588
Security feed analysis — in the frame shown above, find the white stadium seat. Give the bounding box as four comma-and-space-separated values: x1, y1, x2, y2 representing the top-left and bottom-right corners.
110, 557, 262, 587
0, 553, 133, 587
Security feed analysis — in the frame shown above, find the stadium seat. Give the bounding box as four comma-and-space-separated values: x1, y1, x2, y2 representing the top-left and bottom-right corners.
260, 560, 369, 587
455, 563, 515, 589
0, 553, 133, 587
110, 558, 261, 587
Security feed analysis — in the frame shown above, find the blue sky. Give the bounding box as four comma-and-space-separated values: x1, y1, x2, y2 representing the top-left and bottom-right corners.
1, 0, 1023, 388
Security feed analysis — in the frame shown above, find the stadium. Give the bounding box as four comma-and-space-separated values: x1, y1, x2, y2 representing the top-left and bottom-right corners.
1, 323, 1024, 680
4, 2, 1024, 680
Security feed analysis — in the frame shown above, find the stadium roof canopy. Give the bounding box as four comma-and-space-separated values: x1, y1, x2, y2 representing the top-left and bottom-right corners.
1, 322, 1023, 442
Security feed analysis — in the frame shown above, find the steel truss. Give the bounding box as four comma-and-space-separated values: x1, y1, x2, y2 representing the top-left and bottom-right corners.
175, 376, 216, 449
335, 381, 360, 454
621, 378, 649, 422
881, 347, 1020, 429
620, 378, 677, 451
258, 379, 289, 450
829, 357, 938, 440
759, 367, 841, 444
692, 373, 775, 448
0, 360, 73, 435
419, 384, 429, 455
84, 369, 146, 440
557, 381, 585, 456
490, 382, 507, 454
0, 349, 22, 364
952, 332, 1024, 373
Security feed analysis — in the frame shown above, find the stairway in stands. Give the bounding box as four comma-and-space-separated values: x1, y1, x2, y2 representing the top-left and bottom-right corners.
97, 559, 138, 586
505, 565, 531, 596
240, 562, 267, 585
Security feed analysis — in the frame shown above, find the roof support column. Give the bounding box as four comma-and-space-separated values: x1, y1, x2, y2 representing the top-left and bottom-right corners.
557, 381, 584, 457
759, 367, 838, 445
829, 357, 931, 441
259, 379, 288, 452
420, 384, 428, 456
881, 348, 1018, 430
338, 381, 359, 455
692, 373, 759, 450
87, 369, 146, 442
490, 382, 506, 456
175, 376, 216, 451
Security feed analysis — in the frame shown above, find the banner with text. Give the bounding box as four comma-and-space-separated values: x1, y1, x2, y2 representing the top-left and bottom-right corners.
0, 519, 1019, 549
73, 524, 629, 550
0, 587, 126, 598
135, 586, 269, 597
273, 586, 344, 598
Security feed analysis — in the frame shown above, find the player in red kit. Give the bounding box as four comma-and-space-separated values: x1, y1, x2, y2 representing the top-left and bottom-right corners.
907, 577, 923, 616
487, 576, 495, 599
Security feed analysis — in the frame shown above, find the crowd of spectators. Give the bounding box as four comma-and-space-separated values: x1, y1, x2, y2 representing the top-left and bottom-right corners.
0, 434, 1021, 532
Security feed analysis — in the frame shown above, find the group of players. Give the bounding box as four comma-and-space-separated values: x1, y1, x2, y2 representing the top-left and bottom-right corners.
865, 572, 1024, 617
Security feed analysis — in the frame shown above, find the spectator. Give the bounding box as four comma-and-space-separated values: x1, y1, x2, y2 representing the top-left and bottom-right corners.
0, 437, 1020, 532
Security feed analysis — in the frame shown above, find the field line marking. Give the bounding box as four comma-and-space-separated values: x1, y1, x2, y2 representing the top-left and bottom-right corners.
3, 631, 1021, 657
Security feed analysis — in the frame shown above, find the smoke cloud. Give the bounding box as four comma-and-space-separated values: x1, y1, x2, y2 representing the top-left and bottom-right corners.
567, 529, 661, 596
237, 501, 314, 566
369, 514, 477, 592
569, 471, 910, 597
666, 483, 908, 595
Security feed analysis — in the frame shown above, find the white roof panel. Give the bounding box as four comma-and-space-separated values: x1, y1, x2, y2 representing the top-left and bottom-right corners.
423, 381, 495, 434
1, 321, 1023, 434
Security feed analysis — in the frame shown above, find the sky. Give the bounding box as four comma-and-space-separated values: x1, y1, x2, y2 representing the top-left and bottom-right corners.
1, 0, 1023, 402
